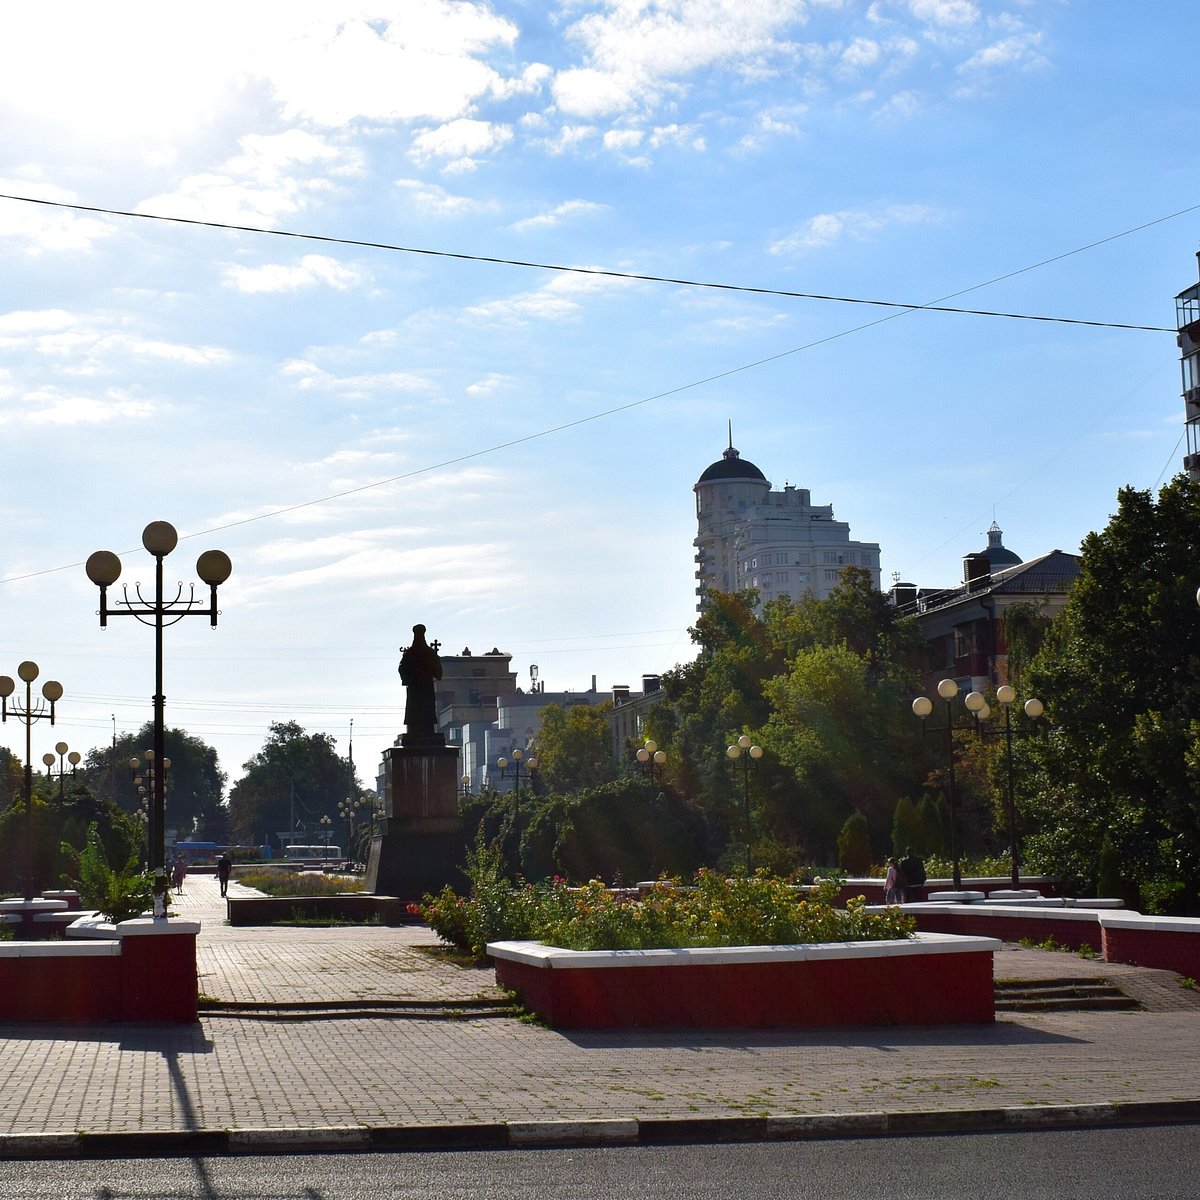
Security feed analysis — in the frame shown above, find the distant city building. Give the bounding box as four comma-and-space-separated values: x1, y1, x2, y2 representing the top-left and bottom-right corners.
889, 522, 1079, 693
1176, 253, 1200, 480
693, 436, 881, 612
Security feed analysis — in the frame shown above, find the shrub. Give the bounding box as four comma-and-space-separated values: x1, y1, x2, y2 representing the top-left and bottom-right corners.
237, 869, 364, 897
413, 868, 915, 960
72, 822, 157, 924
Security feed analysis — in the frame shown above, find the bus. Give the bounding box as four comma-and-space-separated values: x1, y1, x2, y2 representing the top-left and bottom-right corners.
283, 844, 342, 865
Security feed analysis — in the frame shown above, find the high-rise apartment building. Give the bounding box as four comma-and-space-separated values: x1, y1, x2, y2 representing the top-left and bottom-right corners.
1176, 254, 1200, 480
693, 437, 881, 611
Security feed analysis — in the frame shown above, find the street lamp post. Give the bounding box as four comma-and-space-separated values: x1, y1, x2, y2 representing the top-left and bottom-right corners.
0, 662, 64, 903
635, 739, 667, 784
989, 685, 1043, 888
319, 814, 333, 861
725, 734, 763, 874
338, 795, 367, 866
496, 747, 538, 807
912, 679, 967, 889
912, 679, 1044, 890
86, 520, 231, 917
496, 748, 537, 874
49, 742, 80, 800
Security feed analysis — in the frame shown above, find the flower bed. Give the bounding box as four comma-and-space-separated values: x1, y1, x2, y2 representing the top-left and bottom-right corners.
488, 933, 999, 1029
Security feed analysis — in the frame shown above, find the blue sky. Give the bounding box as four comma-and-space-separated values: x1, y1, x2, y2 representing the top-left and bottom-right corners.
0, 1, 1196, 791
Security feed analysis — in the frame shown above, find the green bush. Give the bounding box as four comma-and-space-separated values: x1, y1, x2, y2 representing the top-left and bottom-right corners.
413, 866, 915, 960
72, 822, 157, 924
237, 869, 364, 897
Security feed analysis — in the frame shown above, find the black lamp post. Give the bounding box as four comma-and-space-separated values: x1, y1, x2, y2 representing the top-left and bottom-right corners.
985, 685, 1043, 888
912, 679, 967, 890
496, 748, 537, 874
726, 734, 763, 874
635, 739, 667, 784
86, 520, 231, 917
496, 747, 537, 807
912, 679, 1044, 891
0, 662, 64, 903
49, 742, 80, 800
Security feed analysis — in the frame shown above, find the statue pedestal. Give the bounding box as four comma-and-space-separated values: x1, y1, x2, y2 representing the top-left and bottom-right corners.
365, 742, 466, 901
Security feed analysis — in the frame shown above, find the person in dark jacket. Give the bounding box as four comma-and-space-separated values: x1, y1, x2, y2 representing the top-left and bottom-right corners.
216, 853, 232, 898
899, 848, 926, 902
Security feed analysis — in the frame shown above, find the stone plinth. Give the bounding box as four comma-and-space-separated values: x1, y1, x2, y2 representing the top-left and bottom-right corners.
365, 743, 466, 902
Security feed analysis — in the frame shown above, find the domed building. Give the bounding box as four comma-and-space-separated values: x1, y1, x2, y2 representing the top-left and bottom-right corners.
693, 436, 881, 612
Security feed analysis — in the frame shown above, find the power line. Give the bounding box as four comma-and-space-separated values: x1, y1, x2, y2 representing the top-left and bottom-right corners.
0, 191, 1180, 332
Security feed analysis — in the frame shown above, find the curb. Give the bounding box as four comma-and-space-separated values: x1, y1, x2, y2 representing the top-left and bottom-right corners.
2, 1100, 1198, 1161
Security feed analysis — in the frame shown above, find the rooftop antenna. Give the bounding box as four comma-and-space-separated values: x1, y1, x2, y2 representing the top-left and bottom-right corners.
727, 419, 733, 450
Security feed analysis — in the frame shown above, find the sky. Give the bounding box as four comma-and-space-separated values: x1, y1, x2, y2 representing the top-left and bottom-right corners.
0, 0, 1197, 795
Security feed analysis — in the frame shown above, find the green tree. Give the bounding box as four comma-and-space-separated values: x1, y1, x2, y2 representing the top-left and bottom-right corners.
227, 721, 361, 850
534, 701, 618, 793
79, 724, 226, 841
837, 810, 873, 875
1024, 476, 1200, 906
0, 779, 142, 897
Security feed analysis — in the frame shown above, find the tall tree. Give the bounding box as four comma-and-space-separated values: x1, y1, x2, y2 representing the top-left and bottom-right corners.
534, 701, 618, 793
79, 723, 226, 841
1024, 476, 1200, 907
227, 721, 360, 849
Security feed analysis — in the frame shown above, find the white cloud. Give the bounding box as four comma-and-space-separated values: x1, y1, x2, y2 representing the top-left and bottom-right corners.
466, 373, 516, 396
225, 254, 368, 295
464, 271, 631, 325
510, 200, 608, 233
394, 178, 488, 217
552, 0, 811, 119
0, 387, 154, 427
957, 32, 1048, 76
769, 203, 941, 255
280, 359, 435, 398
268, 5, 519, 126
0, 179, 116, 253
409, 118, 514, 168
907, 0, 980, 28
139, 130, 362, 226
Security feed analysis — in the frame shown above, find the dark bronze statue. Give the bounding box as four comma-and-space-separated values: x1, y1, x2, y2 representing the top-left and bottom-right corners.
399, 624, 442, 735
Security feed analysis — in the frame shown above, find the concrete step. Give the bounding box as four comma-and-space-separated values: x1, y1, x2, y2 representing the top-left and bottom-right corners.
994, 977, 1141, 1013
199, 997, 520, 1022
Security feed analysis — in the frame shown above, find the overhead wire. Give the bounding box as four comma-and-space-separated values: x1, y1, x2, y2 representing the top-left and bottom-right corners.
0, 192, 1192, 595
0, 190, 1181, 332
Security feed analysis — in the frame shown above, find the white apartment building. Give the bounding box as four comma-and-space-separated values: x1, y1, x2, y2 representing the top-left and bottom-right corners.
693, 439, 881, 611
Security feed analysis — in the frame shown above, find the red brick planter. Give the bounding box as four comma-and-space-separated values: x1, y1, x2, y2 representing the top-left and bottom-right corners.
0, 915, 203, 1023
488, 934, 998, 1029
902, 904, 1106, 952
1100, 913, 1200, 978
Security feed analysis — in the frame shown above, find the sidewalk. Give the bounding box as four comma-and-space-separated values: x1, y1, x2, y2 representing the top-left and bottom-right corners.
0, 872, 1196, 1158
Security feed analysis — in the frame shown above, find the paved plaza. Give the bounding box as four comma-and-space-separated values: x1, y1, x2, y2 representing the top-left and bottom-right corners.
0, 873, 1197, 1156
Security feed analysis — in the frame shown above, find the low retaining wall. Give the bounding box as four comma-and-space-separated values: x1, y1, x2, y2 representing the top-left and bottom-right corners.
488, 933, 999, 1030
832, 876, 1060, 906
901, 903, 1106, 952
0, 916, 200, 1022
225, 894, 409, 926
1100, 913, 1200, 978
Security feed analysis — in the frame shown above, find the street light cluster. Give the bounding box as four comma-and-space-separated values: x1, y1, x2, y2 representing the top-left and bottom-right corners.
0, 662, 63, 903
726, 734, 763, 874
86, 520, 231, 917
911, 679, 1043, 890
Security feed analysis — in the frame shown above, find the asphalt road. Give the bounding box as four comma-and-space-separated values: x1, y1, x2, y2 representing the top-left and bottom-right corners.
0, 1125, 1196, 1199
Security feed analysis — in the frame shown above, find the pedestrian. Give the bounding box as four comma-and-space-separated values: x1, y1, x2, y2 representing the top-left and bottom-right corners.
216, 853, 232, 898
884, 856, 902, 904
172, 853, 187, 895
899, 847, 926, 902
